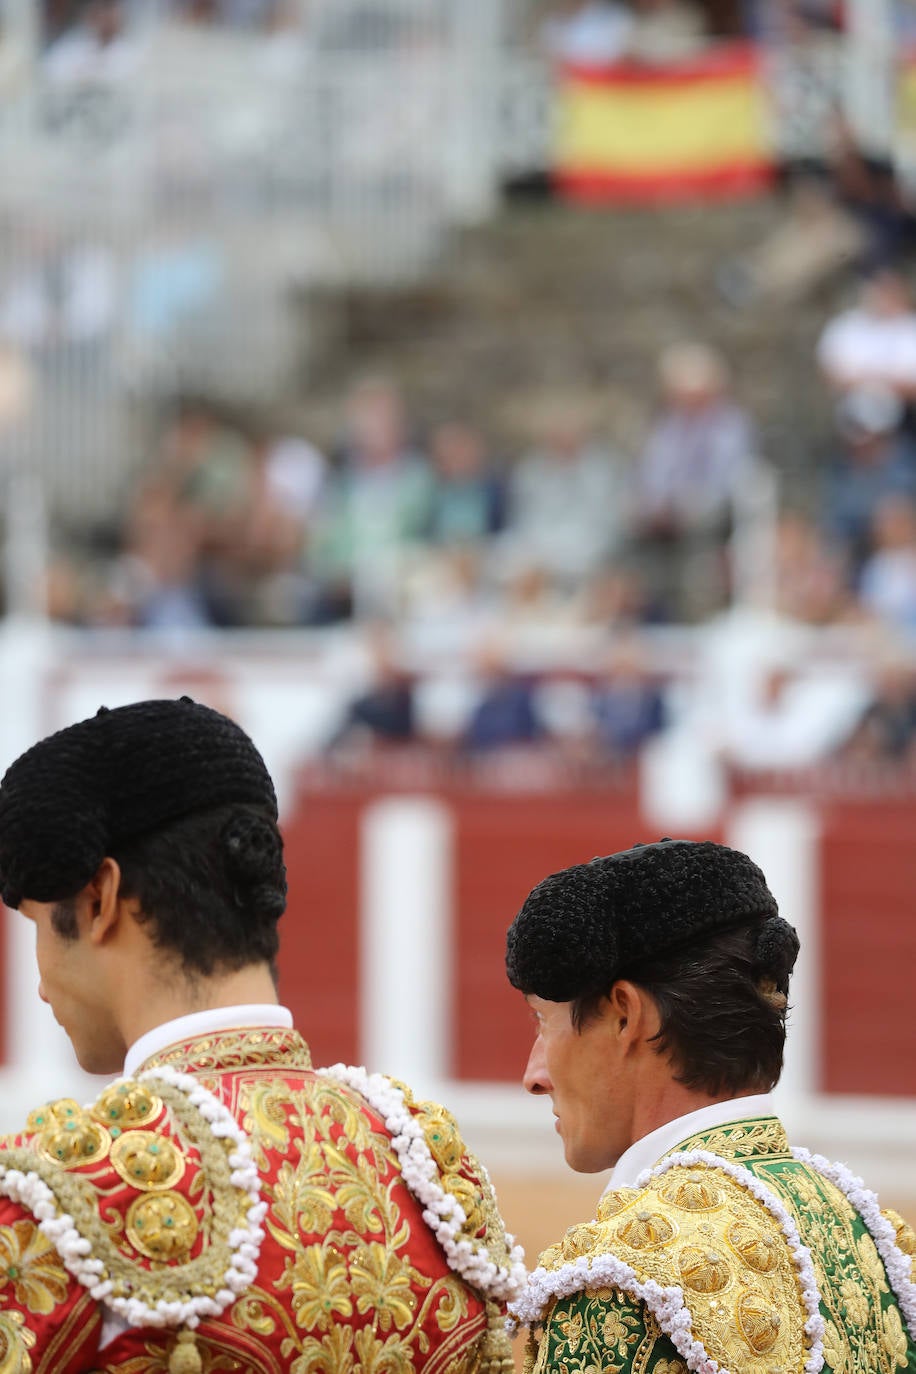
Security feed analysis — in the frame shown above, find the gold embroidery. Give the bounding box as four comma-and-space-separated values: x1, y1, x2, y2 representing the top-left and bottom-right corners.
761, 1161, 909, 1374
0, 1219, 70, 1314
111, 1130, 185, 1191
677, 1246, 731, 1295
596, 1189, 637, 1221
726, 1220, 779, 1274
0, 1310, 35, 1374
126, 1191, 199, 1261
883, 1210, 916, 1266
279, 1243, 354, 1330
540, 1161, 809, 1374
735, 1290, 782, 1355
673, 1117, 791, 1162
2, 1074, 251, 1313
615, 1211, 677, 1251
27, 1100, 110, 1169
659, 1175, 723, 1212
92, 1083, 161, 1132
415, 1106, 465, 1174
140, 1028, 312, 1077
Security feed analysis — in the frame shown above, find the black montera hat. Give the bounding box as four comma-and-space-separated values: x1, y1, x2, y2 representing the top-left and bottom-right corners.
506, 838, 799, 1002
0, 697, 277, 909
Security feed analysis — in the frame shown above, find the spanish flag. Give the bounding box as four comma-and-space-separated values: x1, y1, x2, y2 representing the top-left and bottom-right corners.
554, 43, 774, 204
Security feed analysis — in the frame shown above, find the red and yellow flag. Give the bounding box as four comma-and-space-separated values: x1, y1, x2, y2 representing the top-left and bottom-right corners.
553, 43, 774, 203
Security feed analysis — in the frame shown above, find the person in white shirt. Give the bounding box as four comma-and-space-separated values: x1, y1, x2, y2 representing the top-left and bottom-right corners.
0, 697, 521, 1374
505, 838, 916, 1374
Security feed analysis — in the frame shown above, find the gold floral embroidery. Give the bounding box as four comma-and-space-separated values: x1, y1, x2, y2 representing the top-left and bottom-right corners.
674, 1118, 791, 1162
0, 1309, 35, 1374
140, 1028, 312, 1077
882, 1305, 910, 1370
0, 1219, 69, 1314
279, 1243, 354, 1330
351, 1243, 423, 1331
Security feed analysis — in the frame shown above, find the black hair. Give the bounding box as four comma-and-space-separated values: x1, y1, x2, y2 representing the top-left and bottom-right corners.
571, 921, 791, 1096
107, 804, 286, 977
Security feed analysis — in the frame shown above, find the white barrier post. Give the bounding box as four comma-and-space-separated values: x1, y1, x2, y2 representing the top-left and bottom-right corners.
727, 799, 821, 1102
359, 797, 452, 1095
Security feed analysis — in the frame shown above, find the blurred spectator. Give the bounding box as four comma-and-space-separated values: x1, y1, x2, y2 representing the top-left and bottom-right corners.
502, 395, 628, 588
826, 116, 916, 276
0, 234, 117, 362
843, 657, 916, 764
578, 561, 662, 627
235, 430, 327, 625
43, 0, 138, 83
719, 651, 869, 770
326, 625, 416, 751
151, 402, 253, 546
817, 270, 916, 400
634, 341, 759, 619
774, 510, 858, 626
462, 641, 544, 752
823, 384, 916, 572
167, 0, 279, 24
103, 484, 216, 629
539, 0, 635, 66
42, 0, 139, 141
859, 496, 916, 634
589, 637, 667, 755
245, 431, 326, 566
426, 420, 506, 546
312, 376, 434, 617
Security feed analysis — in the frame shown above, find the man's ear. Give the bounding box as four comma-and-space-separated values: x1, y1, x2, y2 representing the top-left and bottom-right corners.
83, 856, 124, 944
608, 980, 660, 1049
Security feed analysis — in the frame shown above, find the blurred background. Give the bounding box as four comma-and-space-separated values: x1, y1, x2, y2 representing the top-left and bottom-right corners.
0, 0, 914, 1277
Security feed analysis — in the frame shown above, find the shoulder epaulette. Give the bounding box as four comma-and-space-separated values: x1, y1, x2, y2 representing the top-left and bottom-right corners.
0, 1068, 265, 1336
510, 1154, 817, 1374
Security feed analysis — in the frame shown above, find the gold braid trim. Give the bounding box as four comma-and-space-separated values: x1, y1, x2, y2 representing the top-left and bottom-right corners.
476, 1299, 515, 1374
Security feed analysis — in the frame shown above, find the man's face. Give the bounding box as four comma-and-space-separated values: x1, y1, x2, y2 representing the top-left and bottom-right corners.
522, 994, 635, 1173
20, 897, 124, 1076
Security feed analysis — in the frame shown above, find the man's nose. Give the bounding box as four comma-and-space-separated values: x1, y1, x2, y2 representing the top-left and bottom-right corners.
523, 1036, 551, 1096
38, 981, 49, 1005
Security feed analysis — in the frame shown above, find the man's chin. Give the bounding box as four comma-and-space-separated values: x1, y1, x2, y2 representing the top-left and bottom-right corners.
74, 1046, 123, 1077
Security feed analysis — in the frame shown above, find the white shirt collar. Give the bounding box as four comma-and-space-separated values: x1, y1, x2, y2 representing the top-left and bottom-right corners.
123, 1004, 294, 1078
605, 1092, 778, 1192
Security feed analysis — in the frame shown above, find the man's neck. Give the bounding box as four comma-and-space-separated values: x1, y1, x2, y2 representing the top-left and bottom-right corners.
115, 962, 280, 1057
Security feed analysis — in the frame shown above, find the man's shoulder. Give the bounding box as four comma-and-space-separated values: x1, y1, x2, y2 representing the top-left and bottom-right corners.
318, 1063, 525, 1305
0, 1070, 265, 1331
513, 1154, 811, 1373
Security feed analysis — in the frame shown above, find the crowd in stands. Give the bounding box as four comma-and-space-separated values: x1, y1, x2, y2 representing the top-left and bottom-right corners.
13, 0, 916, 778
26, 266, 915, 774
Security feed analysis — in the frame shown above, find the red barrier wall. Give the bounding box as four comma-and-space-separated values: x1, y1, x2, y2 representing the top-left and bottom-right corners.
277, 781, 915, 1096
